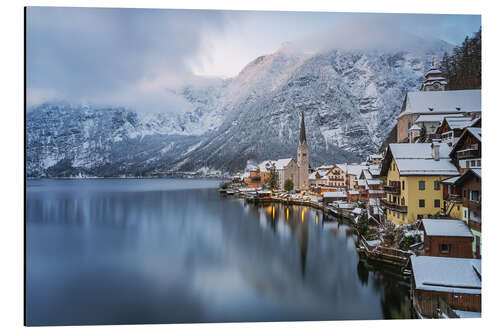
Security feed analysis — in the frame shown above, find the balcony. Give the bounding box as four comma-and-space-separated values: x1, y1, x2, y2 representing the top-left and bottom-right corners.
468, 199, 481, 210
428, 133, 441, 140
457, 146, 480, 159
446, 194, 463, 203
381, 199, 408, 213
384, 182, 401, 194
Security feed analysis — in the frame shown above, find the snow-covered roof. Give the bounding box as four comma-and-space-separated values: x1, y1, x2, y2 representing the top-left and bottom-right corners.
338, 202, 354, 209
357, 179, 367, 187
425, 69, 443, 76
368, 165, 381, 176
334, 163, 347, 173
257, 190, 272, 194
367, 179, 381, 185
389, 143, 451, 159
348, 190, 359, 195
471, 168, 481, 179
441, 175, 460, 184
398, 89, 481, 119
347, 164, 365, 177
422, 219, 473, 238
454, 310, 481, 319
387, 143, 459, 176
238, 187, 258, 192
318, 164, 334, 170
258, 158, 294, 172
442, 116, 474, 130
453, 168, 482, 186
466, 127, 482, 142
411, 256, 481, 294
323, 191, 347, 198
368, 154, 382, 159
409, 124, 421, 131
415, 114, 448, 123
352, 207, 363, 215
361, 169, 372, 180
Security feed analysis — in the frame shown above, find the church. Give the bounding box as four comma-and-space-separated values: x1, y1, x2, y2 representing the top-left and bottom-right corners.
246, 109, 310, 191
396, 59, 481, 143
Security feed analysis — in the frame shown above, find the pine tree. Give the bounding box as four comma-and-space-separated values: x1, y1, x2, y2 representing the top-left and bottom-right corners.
268, 166, 279, 190
418, 125, 427, 143
439, 27, 481, 90
284, 178, 294, 192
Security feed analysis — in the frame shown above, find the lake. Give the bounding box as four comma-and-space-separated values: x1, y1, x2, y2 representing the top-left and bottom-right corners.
26, 178, 412, 325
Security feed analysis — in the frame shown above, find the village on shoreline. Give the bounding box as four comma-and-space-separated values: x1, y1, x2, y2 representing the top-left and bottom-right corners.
220, 60, 482, 319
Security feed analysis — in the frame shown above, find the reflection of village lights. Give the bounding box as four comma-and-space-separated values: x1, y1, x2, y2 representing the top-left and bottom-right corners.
301, 209, 305, 222
267, 206, 273, 215
316, 215, 318, 224
286, 208, 289, 220
272, 206, 275, 219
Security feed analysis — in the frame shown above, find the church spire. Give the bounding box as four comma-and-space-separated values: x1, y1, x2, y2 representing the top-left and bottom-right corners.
299, 109, 307, 143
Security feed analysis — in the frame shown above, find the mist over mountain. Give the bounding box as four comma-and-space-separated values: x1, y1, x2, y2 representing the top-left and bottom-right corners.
27, 35, 452, 177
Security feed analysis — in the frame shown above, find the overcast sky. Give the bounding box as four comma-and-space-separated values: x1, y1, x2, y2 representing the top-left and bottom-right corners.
26, 7, 480, 111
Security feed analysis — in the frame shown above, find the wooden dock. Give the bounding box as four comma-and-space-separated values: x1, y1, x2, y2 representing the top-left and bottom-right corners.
357, 235, 413, 267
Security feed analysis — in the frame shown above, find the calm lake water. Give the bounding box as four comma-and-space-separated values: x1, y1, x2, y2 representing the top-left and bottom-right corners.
26, 179, 412, 326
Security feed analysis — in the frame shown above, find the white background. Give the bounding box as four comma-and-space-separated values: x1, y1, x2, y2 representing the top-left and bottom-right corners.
0, 0, 497, 332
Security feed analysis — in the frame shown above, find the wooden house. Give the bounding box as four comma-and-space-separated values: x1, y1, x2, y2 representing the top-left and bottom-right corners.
449, 127, 481, 174
411, 256, 481, 318
323, 191, 347, 204
442, 169, 481, 258
421, 219, 473, 258
436, 116, 479, 147
325, 164, 347, 188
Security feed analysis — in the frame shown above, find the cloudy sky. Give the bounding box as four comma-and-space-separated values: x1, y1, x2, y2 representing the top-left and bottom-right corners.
26, 7, 480, 111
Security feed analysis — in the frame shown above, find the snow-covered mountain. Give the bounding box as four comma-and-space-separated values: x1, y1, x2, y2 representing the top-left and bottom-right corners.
27, 38, 452, 177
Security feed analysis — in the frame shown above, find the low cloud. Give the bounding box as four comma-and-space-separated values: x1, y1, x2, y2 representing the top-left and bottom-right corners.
26, 7, 228, 113
26, 8, 480, 113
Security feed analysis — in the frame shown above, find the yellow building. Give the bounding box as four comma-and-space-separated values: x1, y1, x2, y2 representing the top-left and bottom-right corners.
380, 143, 459, 225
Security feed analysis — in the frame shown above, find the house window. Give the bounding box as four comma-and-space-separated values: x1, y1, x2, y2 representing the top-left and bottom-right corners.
439, 244, 451, 254
464, 210, 467, 219
397, 212, 400, 218
464, 190, 467, 197
470, 191, 480, 201
434, 199, 440, 208
477, 160, 481, 167
402, 181, 405, 190
419, 181, 425, 190
466, 160, 470, 168
401, 197, 405, 205
419, 199, 425, 208
471, 160, 476, 167
434, 181, 440, 190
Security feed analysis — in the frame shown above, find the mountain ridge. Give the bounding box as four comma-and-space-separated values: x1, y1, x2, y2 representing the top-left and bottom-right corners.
27, 38, 452, 177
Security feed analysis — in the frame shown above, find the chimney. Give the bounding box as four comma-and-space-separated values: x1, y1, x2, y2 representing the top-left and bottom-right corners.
431, 140, 440, 161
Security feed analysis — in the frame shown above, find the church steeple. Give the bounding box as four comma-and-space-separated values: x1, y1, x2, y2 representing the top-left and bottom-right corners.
299, 110, 307, 143
297, 108, 309, 191
421, 56, 447, 91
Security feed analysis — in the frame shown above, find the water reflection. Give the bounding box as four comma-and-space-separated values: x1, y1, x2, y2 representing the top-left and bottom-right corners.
26, 179, 412, 326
